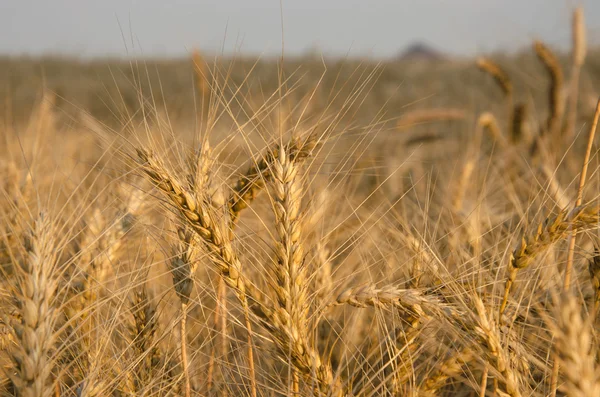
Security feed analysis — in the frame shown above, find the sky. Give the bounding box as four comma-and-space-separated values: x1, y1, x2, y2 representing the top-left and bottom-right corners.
1, 0, 599, 59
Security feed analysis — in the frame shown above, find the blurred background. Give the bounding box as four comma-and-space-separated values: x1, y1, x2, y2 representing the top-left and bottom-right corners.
1, 1, 600, 130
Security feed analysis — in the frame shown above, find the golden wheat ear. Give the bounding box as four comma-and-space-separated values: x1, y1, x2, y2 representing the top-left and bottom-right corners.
499, 203, 600, 318
534, 40, 565, 139
7, 213, 60, 397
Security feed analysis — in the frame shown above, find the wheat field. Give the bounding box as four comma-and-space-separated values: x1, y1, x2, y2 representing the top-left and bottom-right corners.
1, 7, 600, 397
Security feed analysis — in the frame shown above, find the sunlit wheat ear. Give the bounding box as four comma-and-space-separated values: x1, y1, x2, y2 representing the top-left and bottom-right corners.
534, 40, 565, 138
127, 287, 161, 393
330, 284, 451, 319
470, 295, 522, 397
135, 148, 264, 311
548, 294, 600, 397
228, 133, 320, 224
271, 144, 308, 327
499, 203, 600, 318
8, 213, 59, 397
477, 112, 506, 147
136, 148, 339, 396
270, 143, 308, 392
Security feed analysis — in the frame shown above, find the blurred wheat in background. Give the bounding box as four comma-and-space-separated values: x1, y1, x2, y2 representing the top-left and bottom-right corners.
2, 5, 600, 397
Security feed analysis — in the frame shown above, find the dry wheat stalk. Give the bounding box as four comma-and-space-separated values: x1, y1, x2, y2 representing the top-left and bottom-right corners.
187, 141, 229, 394
534, 41, 565, 137
136, 148, 339, 396
7, 213, 59, 397
192, 49, 210, 102
171, 228, 200, 397
453, 159, 475, 212
499, 203, 600, 317
565, 7, 587, 140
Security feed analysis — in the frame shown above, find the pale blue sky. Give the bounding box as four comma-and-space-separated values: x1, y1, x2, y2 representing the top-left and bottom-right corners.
1, 0, 599, 58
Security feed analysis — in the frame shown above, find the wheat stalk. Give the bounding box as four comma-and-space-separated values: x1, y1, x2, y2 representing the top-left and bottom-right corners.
170, 228, 200, 397
565, 7, 587, 140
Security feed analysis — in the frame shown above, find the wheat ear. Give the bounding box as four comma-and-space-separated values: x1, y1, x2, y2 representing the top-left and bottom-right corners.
477, 58, 514, 127
331, 284, 449, 319
228, 134, 319, 223
550, 294, 600, 397
477, 112, 506, 147
136, 148, 339, 396
534, 41, 565, 137
550, 98, 600, 397
8, 214, 59, 397
128, 287, 161, 393
472, 295, 522, 397
271, 144, 309, 393
499, 203, 600, 317
476, 58, 513, 98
